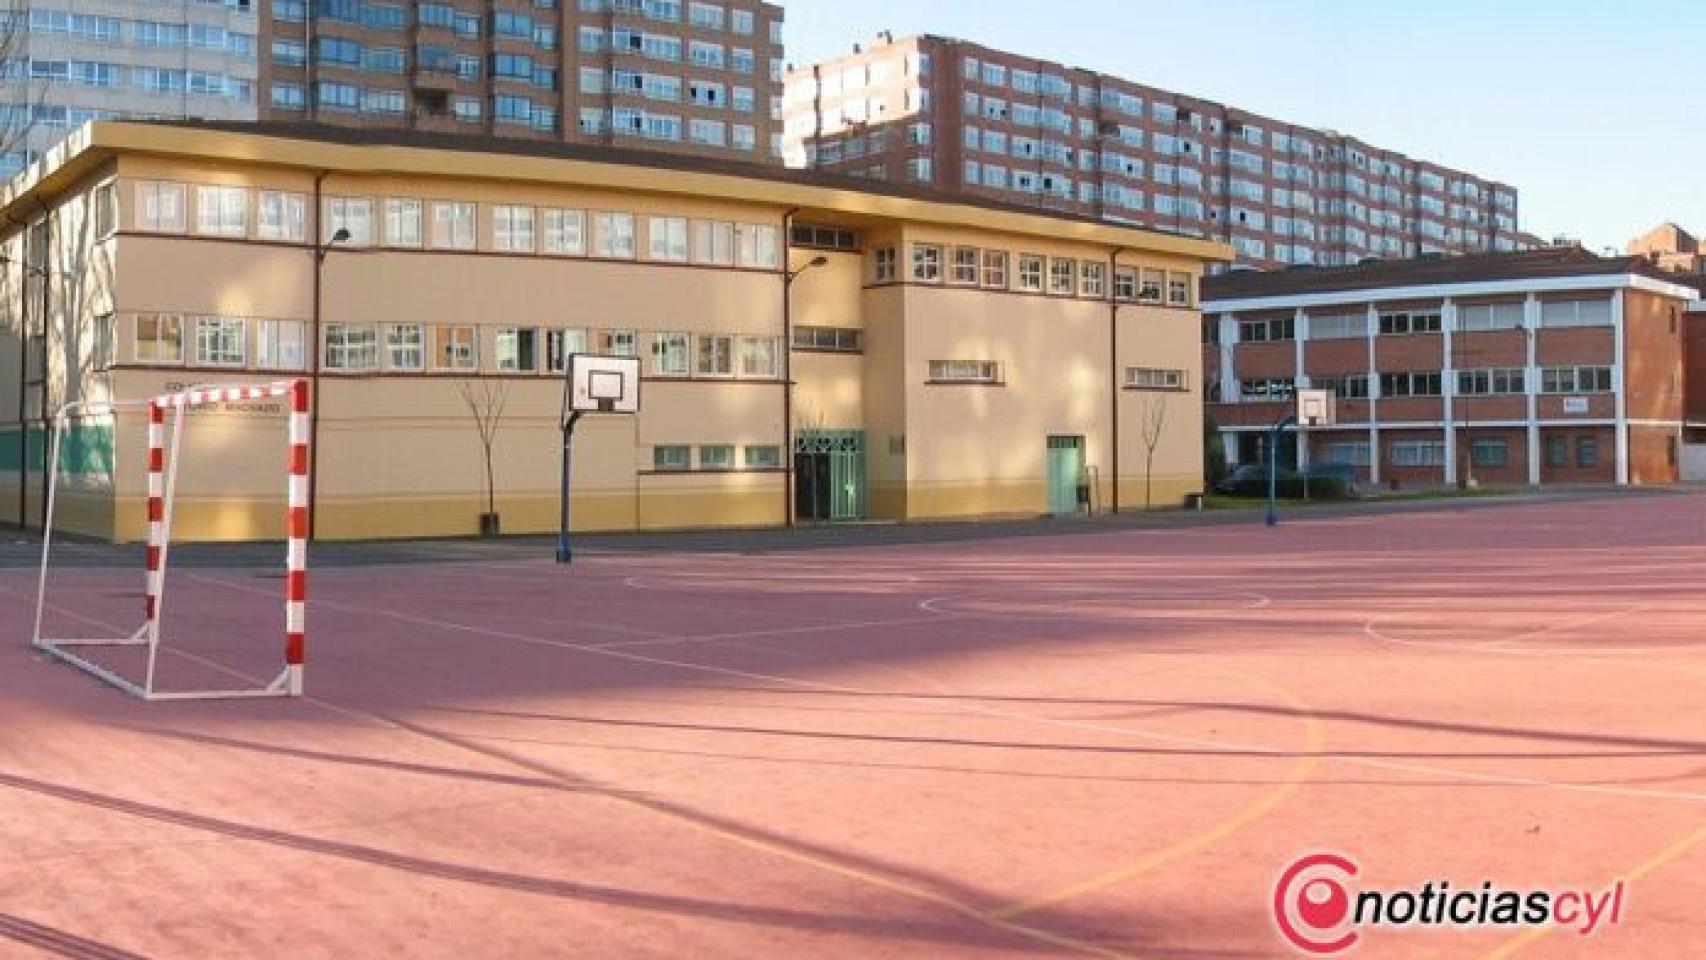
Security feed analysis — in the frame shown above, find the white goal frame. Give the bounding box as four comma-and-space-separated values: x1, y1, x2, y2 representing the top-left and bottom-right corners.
31, 379, 311, 701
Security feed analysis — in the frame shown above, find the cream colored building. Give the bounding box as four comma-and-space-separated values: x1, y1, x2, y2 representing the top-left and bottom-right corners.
0, 121, 1227, 542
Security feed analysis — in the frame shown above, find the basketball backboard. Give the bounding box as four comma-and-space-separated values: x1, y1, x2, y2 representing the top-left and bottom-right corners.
1296, 388, 1335, 428
567, 354, 641, 415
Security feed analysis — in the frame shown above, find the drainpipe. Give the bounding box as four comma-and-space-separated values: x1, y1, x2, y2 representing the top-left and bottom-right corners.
308, 171, 328, 540
1108, 246, 1127, 515
8, 214, 23, 529
36, 202, 50, 529
780, 206, 800, 527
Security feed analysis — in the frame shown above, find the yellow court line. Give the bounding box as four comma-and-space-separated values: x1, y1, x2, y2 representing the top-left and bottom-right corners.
991, 665, 1326, 921
1475, 821, 1706, 960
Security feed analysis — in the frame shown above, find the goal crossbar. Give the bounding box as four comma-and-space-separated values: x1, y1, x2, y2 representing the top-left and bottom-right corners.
32, 380, 311, 701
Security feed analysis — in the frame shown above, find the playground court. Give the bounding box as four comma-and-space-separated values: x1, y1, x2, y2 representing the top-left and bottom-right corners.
2, 493, 1705, 958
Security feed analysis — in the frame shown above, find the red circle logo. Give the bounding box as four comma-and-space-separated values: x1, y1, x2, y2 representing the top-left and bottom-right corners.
1273, 852, 1360, 954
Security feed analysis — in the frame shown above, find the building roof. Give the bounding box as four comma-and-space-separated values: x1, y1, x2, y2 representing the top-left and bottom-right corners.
1, 120, 1231, 263
1202, 248, 1695, 304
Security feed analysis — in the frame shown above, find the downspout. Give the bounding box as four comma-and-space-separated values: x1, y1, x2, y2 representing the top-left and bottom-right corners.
36, 202, 50, 529
781, 206, 800, 527
8, 213, 23, 528
1108, 246, 1127, 515
308, 171, 328, 539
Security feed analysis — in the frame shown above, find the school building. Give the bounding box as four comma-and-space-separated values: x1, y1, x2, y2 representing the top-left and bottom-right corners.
1201, 249, 1702, 489
0, 120, 1226, 542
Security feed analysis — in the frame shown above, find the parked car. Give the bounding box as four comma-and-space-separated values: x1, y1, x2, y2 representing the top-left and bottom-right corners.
1299, 462, 1360, 495
1213, 462, 1355, 499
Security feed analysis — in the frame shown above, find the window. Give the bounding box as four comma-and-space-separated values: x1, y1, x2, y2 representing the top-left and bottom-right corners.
1540, 298, 1613, 328
1379, 372, 1443, 397
136, 182, 187, 233
1389, 440, 1445, 467
324, 323, 378, 370
1080, 262, 1106, 298
257, 191, 306, 242
1167, 272, 1193, 306
1114, 269, 1137, 302
384, 198, 422, 247
1138, 269, 1164, 303
912, 244, 943, 282
981, 250, 1008, 289
1325, 442, 1371, 466
1470, 438, 1508, 468
545, 328, 589, 372
739, 336, 779, 377
93, 182, 117, 239
653, 445, 690, 470
928, 360, 1002, 383
696, 333, 734, 376
325, 197, 373, 245
1239, 378, 1294, 401
791, 326, 863, 352
92, 314, 115, 371
1018, 254, 1044, 292
1319, 374, 1369, 399
948, 247, 978, 285
431, 201, 476, 249
258, 319, 307, 369
135, 314, 183, 362
496, 327, 539, 372
645, 216, 689, 262
1379, 310, 1443, 335
790, 224, 859, 251
744, 445, 781, 469
1049, 258, 1075, 295
1456, 302, 1524, 331
1540, 366, 1613, 394
593, 211, 636, 258
1546, 435, 1568, 468
1239, 317, 1296, 343
650, 331, 690, 376
873, 246, 897, 282
698, 444, 735, 470
1576, 436, 1600, 468
196, 186, 247, 237
1456, 368, 1525, 396
432, 325, 477, 370
1310, 313, 1368, 339
544, 209, 586, 255
598, 329, 637, 357
1126, 367, 1186, 390
386, 323, 424, 370
493, 205, 536, 252
693, 220, 735, 265
734, 223, 779, 268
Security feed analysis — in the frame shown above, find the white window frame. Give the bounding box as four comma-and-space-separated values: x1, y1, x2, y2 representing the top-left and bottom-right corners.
647, 216, 689, 262
544, 208, 587, 256
134, 313, 184, 363
194, 315, 246, 366
257, 318, 307, 370
430, 200, 477, 250
386, 323, 425, 370
136, 181, 188, 233
593, 211, 636, 259
431, 324, 478, 370
324, 322, 379, 371
256, 190, 306, 242
196, 185, 248, 238
493, 204, 536, 253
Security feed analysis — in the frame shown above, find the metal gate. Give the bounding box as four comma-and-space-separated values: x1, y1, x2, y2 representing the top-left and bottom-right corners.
795, 430, 866, 522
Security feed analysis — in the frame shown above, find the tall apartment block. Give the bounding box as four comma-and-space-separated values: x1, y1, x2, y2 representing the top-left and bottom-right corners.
0, 0, 259, 177
261, 0, 787, 163
783, 34, 1523, 269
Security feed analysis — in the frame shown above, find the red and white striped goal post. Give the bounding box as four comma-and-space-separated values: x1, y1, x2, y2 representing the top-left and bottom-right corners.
32, 379, 311, 701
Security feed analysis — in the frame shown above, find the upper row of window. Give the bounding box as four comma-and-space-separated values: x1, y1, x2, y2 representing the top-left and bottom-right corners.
871, 243, 1196, 306
128, 181, 781, 267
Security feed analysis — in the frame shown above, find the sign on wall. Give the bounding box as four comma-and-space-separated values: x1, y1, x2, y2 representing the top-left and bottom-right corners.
1563, 397, 1590, 414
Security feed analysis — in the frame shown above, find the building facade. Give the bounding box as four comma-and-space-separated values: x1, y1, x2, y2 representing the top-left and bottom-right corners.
1201, 249, 1699, 490
0, 120, 1224, 542
259, 0, 787, 164
1630, 222, 1704, 276
783, 34, 1523, 270
0, 0, 259, 177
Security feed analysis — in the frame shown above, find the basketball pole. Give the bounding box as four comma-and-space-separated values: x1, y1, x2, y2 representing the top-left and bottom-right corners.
1266, 414, 1297, 528
556, 410, 584, 565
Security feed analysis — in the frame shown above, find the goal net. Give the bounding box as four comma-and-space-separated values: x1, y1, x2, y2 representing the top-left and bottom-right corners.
31, 380, 311, 701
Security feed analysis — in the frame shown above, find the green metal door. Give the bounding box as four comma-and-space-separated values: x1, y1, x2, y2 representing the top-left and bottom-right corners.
1047, 436, 1084, 516
795, 431, 866, 521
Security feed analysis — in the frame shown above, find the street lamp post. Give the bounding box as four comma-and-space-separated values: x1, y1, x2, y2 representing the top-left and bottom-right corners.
781, 254, 828, 527
307, 227, 351, 540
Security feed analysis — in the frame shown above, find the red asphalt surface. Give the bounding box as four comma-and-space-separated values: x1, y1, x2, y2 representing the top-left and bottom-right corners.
2, 495, 1706, 959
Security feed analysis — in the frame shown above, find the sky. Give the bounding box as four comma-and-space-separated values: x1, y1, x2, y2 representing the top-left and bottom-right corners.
783, 0, 1702, 254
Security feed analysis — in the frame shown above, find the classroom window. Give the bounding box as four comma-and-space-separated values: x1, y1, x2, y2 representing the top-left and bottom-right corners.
734, 223, 779, 268
1138, 268, 1164, 303
1546, 435, 1568, 468
1325, 442, 1371, 466
1470, 438, 1507, 468
692, 220, 735, 265
135, 314, 184, 363
136, 182, 187, 233
1114, 269, 1137, 301
1239, 317, 1296, 342
698, 444, 735, 470
696, 333, 734, 376
653, 445, 690, 470
982, 250, 1008, 289
92, 314, 115, 371
324, 197, 373, 245
1576, 436, 1600, 468
1540, 298, 1613, 328
256, 190, 307, 242
1049, 258, 1075, 295
545, 328, 589, 372
650, 331, 690, 376
386, 323, 424, 370
544, 209, 586, 255
93, 182, 117, 239
324, 323, 379, 370
873, 246, 897, 282
493, 205, 536, 252
647, 216, 689, 261
928, 360, 1001, 383
193, 316, 245, 366
598, 329, 637, 357
384, 198, 422, 247
739, 336, 779, 377
1379, 310, 1443, 335
593, 211, 636, 258
432, 325, 477, 370
1018, 254, 1044, 291
431, 202, 476, 249
1125, 367, 1186, 390
791, 326, 863, 352
1389, 440, 1445, 467
196, 185, 247, 237
257, 319, 307, 369
744, 445, 782, 469
1080, 262, 1106, 298
1167, 272, 1192, 306
496, 327, 539, 371
1379, 371, 1442, 397
950, 246, 979, 284
912, 244, 943, 282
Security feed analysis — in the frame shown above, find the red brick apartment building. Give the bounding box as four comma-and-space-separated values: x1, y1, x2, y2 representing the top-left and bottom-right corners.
782, 34, 1523, 269
1200, 250, 1701, 489
261, 0, 786, 163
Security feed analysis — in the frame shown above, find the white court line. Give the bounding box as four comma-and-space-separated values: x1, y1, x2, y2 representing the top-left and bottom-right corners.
153, 572, 1706, 809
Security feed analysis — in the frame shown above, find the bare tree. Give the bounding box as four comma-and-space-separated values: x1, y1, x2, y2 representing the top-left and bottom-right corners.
0, 0, 37, 169
1139, 395, 1169, 510
457, 380, 510, 533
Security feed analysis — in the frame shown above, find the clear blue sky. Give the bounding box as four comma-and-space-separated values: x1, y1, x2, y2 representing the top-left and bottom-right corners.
785, 0, 1699, 253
